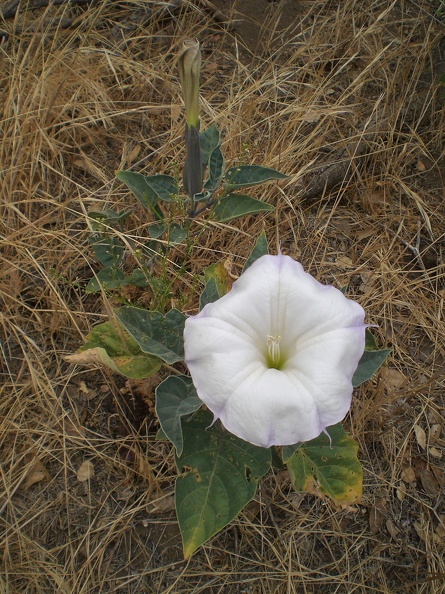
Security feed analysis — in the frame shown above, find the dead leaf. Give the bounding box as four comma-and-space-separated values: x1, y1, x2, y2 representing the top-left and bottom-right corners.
430, 424, 442, 444
126, 144, 142, 166
414, 424, 427, 450
369, 499, 386, 534
22, 457, 50, 490
147, 495, 176, 513
396, 482, 407, 501
420, 468, 440, 497
382, 368, 406, 389
336, 255, 353, 268
414, 520, 427, 542
386, 519, 400, 541
355, 227, 376, 241
431, 465, 445, 487
76, 460, 94, 482
436, 515, 445, 539
63, 415, 86, 438
429, 446, 442, 459
401, 466, 416, 483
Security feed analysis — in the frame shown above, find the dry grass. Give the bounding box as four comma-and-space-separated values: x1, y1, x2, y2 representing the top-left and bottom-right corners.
1, 0, 444, 592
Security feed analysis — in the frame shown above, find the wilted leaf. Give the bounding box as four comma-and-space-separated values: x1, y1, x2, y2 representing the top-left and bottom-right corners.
65, 321, 162, 379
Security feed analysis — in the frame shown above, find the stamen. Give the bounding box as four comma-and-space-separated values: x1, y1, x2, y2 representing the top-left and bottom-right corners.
267, 335, 281, 366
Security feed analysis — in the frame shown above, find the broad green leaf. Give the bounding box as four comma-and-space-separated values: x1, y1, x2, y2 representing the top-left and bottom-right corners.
116, 171, 176, 219
88, 208, 132, 229
89, 235, 124, 268
213, 193, 273, 222
287, 423, 362, 505
155, 376, 202, 456
365, 328, 379, 350
86, 267, 125, 293
66, 321, 161, 378
168, 223, 187, 244
176, 409, 271, 558
199, 277, 220, 309
243, 231, 269, 272
116, 307, 185, 364
125, 268, 149, 288
281, 443, 302, 464
224, 165, 288, 189
199, 124, 221, 167
352, 348, 391, 387
148, 222, 166, 239
204, 146, 225, 193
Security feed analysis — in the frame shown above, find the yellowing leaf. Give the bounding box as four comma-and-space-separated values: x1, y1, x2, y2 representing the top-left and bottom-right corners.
286, 424, 362, 505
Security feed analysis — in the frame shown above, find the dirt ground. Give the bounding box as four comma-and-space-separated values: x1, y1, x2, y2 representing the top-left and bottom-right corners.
1, 0, 445, 592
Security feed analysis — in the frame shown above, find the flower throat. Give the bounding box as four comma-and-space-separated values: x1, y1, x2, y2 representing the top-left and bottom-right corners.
267, 335, 283, 369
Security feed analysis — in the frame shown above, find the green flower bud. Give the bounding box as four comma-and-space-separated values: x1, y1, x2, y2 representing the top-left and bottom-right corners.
178, 40, 201, 129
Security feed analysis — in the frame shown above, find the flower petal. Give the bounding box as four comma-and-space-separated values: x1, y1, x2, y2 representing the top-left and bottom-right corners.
184, 254, 366, 447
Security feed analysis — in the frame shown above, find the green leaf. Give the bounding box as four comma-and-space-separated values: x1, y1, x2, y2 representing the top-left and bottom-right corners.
204, 146, 225, 193
89, 235, 124, 268
176, 409, 271, 558
148, 222, 166, 239
281, 443, 302, 464
286, 423, 362, 505
115, 306, 185, 364
68, 321, 161, 379
116, 171, 176, 219
85, 267, 126, 293
243, 231, 269, 272
199, 124, 221, 167
199, 277, 221, 309
352, 348, 391, 387
213, 193, 273, 222
88, 208, 132, 229
168, 223, 187, 245
155, 376, 202, 456
224, 165, 288, 189
125, 268, 149, 288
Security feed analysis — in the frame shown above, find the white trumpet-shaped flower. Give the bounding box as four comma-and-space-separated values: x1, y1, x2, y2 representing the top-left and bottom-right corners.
184, 253, 366, 448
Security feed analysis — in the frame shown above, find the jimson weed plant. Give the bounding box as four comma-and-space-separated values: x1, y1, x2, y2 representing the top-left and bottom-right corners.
69, 40, 390, 558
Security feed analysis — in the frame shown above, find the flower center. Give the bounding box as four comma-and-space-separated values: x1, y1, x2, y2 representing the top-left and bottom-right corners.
267, 334, 282, 369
